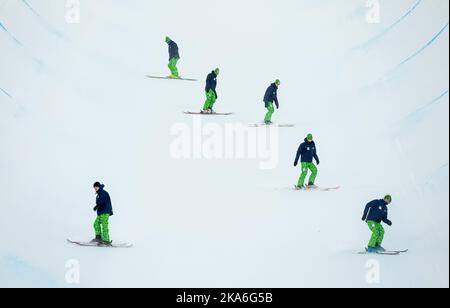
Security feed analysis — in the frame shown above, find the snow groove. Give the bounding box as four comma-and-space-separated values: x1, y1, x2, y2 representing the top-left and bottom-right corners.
356, 0, 423, 49
398, 22, 449, 67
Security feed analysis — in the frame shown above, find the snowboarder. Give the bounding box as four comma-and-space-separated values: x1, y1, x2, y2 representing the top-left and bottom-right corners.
263, 80, 281, 125
362, 195, 393, 253
91, 182, 114, 246
166, 36, 180, 79
201, 68, 220, 114
294, 134, 320, 190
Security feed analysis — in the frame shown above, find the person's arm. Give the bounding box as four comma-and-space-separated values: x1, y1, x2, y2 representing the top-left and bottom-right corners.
94, 192, 105, 211
169, 42, 178, 59
168, 42, 173, 56
274, 88, 279, 109
205, 74, 212, 92
382, 209, 392, 226
173, 43, 179, 58
362, 202, 374, 221
314, 148, 320, 165
294, 144, 304, 167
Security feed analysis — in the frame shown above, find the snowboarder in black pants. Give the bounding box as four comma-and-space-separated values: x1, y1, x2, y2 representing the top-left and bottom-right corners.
91, 182, 114, 246
362, 195, 393, 253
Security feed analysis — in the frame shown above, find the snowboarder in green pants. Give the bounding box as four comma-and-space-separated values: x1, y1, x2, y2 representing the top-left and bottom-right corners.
294, 134, 320, 190
91, 182, 114, 246
362, 195, 393, 253
202, 68, 220, 114
166, 36, 180, 79
263, 80, 280, 124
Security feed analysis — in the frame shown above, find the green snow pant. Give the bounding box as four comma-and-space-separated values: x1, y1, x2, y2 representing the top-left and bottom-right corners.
94, 214, 110, 242
367, 221, 385, 248
168, 57, 179, 77
203, 89, 217, 110
264, 102, 275, 123
298, 162, 318, 186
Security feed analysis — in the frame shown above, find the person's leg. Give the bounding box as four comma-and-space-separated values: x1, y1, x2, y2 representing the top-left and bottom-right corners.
376, 224, 385, 247
168, 59, 173, 76
203, 90, 216, 111
168, 58, 179, 77
307, 163, 318, 185
207, 90, 217, 111
367, 221, 382, 248
172, 58, 179, 77
93, 216, 101, 237
264, 102, 275, 123
99, 214, 110, 242
297, 162, 309, 187
168, 58, 175, 76
208, 90, 217, 111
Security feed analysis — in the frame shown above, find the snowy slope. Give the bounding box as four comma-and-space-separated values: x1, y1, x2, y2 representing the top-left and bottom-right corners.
0, 0, 448, 287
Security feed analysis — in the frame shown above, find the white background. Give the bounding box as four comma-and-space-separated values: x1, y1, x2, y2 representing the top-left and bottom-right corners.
0, 0, 448, 287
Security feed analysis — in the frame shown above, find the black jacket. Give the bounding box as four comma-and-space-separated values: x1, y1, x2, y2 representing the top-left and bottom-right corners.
294, 139, 320, 165
205, 71, 218, 97
168, 40, 180, 60
362, 199, 392, 225
95, 185, 114, 216
263, 83, 279, 108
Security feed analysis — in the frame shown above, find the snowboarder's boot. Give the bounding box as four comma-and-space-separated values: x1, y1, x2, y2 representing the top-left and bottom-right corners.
100, 240, 113, 247
90, 235, 102, 243
377, 246, 386, 252
367, 247, 383, 253
307, 183, 318, 189
264, 121, 273, 125
209, 108, 216, 114
294, 185, 306, 190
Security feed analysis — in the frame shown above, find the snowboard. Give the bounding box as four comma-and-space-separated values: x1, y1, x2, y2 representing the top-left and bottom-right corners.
147, 75, 197, 82
67, 239, 133, 249
184, 111, 233, 116
249, 123, 295, 128
294, 186, 341, 192
358, 249, 408, 256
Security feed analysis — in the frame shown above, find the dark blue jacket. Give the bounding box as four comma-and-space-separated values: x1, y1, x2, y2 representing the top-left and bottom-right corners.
168, 40, 180, 60
263, 83, 279, 108
362, 199, 392, 225
95, 185, 114, 216
205, 71, 218, 97
294, 139, 320, 165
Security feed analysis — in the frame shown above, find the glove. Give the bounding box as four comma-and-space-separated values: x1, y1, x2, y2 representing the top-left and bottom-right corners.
294, 162, 298, 167
387, 221, 393, 226
316, 160, 320, 165
93, 205, 99, 212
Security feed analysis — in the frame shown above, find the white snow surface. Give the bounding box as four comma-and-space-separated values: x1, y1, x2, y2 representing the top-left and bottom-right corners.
0, 0, 448, 287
